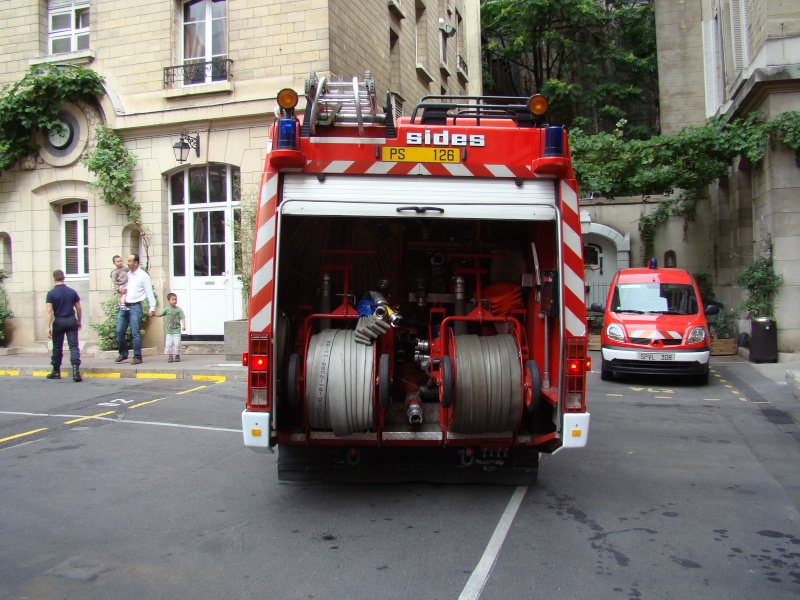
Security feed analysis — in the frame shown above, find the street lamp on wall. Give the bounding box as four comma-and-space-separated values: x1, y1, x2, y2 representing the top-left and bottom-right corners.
173, 131, 200, 163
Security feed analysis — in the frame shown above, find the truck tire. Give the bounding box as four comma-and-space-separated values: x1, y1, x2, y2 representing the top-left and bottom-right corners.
694, 367, 710, 385
286, 353, 301, 412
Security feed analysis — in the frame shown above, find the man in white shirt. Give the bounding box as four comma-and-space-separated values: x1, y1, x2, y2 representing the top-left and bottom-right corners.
114, 254, 157, 365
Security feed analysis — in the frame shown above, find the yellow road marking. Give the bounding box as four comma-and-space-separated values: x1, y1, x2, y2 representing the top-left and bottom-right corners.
64, 410, 116, 425
725, 385, 733, 388
128, 397, 166, 409
704, 398, 721, 401
655, 396, 671, 399
732, 390, 741, 395
135, 373, 177, 379
753, 401, 771, 404
0, 370, 19, 376
193, 375, 226, 382
0, 428, 48, 443
83, 373, 121, 378
607, 393, 624, 397
176, 385, 207, 395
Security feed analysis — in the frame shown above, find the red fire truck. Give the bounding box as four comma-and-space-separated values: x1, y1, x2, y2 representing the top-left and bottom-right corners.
241, 72, 590, 484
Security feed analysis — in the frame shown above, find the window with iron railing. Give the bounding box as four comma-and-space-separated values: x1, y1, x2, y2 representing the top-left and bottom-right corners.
178, 0, 228, 86
164, 58, 232, 88
456, 55, 468, 77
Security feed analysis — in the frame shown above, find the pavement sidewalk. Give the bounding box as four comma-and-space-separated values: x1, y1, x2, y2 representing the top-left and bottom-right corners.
0, 351, 247, 382
1, 349, 799, 397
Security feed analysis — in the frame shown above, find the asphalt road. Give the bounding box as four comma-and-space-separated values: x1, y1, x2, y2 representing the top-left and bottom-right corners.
0, 358, 799, 599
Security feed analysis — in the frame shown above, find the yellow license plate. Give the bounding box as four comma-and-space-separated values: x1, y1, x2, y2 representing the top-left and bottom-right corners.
381, 146, 461, 163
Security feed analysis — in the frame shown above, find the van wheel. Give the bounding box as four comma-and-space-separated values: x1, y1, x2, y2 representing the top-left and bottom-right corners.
600, 364, 613, 381
694, 369, 709, 385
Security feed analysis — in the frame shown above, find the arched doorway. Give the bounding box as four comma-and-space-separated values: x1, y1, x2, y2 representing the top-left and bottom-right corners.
580, 213, 631, 308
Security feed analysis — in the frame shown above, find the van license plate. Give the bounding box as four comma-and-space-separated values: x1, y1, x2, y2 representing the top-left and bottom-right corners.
639, 353, 675, 361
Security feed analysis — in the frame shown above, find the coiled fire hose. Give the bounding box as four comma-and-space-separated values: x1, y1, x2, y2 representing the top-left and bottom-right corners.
451, 334, 522, 434
305, 329, 375, 436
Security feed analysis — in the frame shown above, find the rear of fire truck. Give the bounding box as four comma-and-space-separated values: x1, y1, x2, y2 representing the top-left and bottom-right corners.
241, 72, 590, 484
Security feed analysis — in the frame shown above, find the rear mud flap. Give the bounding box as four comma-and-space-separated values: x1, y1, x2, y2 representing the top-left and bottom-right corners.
277, 444, 539, 485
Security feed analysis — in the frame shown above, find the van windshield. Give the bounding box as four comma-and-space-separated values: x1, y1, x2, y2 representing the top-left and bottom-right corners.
611, 283, 699, 315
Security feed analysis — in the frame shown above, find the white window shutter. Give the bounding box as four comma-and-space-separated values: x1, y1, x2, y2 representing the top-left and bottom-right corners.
729, 0, 750, 71
702, 19, 720, 118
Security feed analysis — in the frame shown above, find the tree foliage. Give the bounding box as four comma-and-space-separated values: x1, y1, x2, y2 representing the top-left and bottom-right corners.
481, 0, 658, 138
0, 63, 105, 172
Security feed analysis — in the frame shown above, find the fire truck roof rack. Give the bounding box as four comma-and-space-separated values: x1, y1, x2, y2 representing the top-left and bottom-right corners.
410, 95, 541, 127
301, 70, 395, 137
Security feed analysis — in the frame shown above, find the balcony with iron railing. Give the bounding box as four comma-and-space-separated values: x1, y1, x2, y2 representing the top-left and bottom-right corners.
456, 55, 469, 81
164, 58, 233, 89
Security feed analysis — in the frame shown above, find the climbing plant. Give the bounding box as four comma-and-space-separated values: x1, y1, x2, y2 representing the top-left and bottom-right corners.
0, 269, 12, 344
81, 126, 139, 223
570, 111, 800, 260
0, 63, 105, 173
733, 237, 783, 319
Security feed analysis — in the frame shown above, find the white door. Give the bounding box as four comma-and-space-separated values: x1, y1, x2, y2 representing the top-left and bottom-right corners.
189, 207, 230, 335
168, 165, 241, 337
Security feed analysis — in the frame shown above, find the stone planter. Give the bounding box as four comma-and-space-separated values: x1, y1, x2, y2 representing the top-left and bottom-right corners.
224, 319, 248, 361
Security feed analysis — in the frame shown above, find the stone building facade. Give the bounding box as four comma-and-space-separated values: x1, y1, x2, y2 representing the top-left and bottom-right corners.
0, 0, 482, 351
582, 0, 800, 354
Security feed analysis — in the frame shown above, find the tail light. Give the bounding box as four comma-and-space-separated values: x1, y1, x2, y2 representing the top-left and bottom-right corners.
247, 334, 272, 409
563, 338, 587, 412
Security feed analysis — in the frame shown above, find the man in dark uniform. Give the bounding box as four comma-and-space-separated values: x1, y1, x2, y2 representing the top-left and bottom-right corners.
45, 269, 82, 382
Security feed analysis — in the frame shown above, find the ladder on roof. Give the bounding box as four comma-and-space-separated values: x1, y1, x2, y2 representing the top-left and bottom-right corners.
302, 71, 386, 135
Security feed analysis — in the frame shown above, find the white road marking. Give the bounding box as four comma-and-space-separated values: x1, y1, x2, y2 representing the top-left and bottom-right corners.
0, 411, 240, 434
459, 485, 528, 600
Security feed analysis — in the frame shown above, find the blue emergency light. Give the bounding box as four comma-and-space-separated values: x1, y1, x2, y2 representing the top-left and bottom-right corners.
649, 258, 658, 269
544, 126, 564, 157
276, 118, 297, 150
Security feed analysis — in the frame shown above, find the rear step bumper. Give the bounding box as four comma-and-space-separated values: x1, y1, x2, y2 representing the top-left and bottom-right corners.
277, 444, 540, 485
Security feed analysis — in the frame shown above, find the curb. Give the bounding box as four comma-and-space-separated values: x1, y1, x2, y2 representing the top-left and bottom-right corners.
0, 366, 246, 382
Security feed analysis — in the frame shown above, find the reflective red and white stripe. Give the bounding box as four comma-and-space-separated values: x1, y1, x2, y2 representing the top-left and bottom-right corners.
630, 330, 683, 340
249, 168, 279, 335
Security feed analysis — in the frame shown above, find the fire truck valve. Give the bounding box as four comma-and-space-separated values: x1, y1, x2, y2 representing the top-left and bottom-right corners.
405, 392, 423, 425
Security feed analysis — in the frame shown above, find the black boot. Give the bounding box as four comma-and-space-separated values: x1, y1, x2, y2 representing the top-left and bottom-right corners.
46, 369, 61, 379
73, 367, 82, 382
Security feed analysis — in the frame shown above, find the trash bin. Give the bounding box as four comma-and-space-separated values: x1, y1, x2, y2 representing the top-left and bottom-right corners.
749, 317, 778, 363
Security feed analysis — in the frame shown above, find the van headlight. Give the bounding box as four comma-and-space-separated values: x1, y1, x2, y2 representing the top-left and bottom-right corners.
606, 323, 626, 343
687, 327, 707, 344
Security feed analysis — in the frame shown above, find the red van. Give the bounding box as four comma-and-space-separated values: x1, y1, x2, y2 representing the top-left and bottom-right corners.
593, 263, 719, 384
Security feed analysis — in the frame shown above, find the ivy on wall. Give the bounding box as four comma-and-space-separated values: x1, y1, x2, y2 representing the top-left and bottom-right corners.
570, 111, 800, 260
0, 63, 105, 173
81, 126, 139, 224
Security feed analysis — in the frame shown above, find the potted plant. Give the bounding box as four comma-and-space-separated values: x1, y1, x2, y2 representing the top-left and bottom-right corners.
733, 237, 783, 362
0, 269, 12, 346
